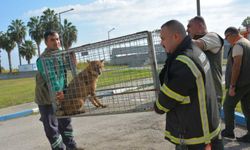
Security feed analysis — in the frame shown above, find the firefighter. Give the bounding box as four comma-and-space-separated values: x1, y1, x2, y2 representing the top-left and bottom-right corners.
154, 20, 223, 150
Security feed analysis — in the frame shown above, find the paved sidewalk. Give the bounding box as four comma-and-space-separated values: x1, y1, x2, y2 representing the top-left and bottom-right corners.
0, 102, 37, 116
0, 102, 38, 121
0, 111, 250, 150
0, 101, 250, 150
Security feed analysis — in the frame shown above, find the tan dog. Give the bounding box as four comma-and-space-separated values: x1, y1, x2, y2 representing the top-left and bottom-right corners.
58, 60, 106, 115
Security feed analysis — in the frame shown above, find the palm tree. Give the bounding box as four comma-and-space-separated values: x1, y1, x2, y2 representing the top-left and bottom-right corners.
242, 16, 250, 28
27, 16, 43, 56
0, 31, 4, 73
40, 8, 60, 32
19, 40, 36, 64
7, 19, 26, 66
1, 33, 16, 73
61, 19, 78, 50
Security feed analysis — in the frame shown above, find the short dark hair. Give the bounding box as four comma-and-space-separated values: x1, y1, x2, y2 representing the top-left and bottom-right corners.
44, 30, 58, 41
189, 16, 206, 25
224, 27, 239, 35
161, 20, 186, 37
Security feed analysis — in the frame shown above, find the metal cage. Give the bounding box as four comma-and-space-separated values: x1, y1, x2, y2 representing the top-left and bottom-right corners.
40, 31, 162, 117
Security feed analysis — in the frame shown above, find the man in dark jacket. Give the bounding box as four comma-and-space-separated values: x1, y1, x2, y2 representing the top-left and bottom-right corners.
154, 20, 223, 150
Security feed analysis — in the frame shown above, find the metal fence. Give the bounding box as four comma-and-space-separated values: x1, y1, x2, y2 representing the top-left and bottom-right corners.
40, 31, 162, 117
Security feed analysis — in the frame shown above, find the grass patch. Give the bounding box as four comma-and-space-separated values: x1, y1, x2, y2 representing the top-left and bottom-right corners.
0, 78, 35, 109
98, 68, 151, 87
0, 66, 151, 108
0, 63, 243, 114
76, 62, 151, 87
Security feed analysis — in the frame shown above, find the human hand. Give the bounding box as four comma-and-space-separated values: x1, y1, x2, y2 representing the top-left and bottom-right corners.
229, 87, 236, 97
56, 91, 64, 101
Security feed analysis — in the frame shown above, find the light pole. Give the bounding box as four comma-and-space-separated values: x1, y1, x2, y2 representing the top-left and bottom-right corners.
107, 27, 115, 61
196, 0, 201, 16
108, 27, 115, 40
0, 49, 1, 73
58, 8, 74, 50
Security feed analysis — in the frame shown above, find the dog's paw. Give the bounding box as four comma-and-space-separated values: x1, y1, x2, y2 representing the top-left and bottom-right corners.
79, 109, 86, 113
95, 105, 100, 108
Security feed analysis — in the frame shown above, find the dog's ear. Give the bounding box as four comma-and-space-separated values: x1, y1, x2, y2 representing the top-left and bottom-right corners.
100, 59, 104, 63
87, 60, 90, 63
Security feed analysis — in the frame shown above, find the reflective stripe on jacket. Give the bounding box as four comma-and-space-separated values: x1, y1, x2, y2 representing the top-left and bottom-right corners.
155, 36, 220, 145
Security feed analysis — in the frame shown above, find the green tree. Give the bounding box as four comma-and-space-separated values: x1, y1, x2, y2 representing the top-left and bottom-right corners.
61, 19, 78, 50
242, 16, 250, 28
1, 33, 16, 73
0, 31, 3, 73
7, 19, 26, 66
20, 40, 36, 64
27, 16, 43, 56
0, 66, 4, 71
40, 8, 60, 32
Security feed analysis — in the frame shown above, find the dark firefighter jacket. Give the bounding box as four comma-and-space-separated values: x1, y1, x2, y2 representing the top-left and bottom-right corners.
155, 36, 221, 145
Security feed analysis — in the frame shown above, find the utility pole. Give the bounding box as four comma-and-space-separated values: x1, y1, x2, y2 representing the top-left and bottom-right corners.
58, 8, 74, 50
108, 27, 115, 40
197, 0, 201, 16
107, 27, 115, 61
0, 49, 2, 73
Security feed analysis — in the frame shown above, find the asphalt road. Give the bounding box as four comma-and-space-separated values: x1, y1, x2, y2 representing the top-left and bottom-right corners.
1, 111, 250, 150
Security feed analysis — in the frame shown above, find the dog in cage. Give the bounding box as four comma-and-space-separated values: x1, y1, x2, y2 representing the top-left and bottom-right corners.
57, 60, 106, 116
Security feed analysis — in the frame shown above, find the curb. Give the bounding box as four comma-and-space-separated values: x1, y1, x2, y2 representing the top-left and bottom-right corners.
0, 108, 39, 121
0, 107, 247, 126
220, 109, 246, 126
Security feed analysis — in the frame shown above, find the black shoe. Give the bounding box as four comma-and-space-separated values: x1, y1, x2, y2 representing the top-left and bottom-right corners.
236, 134, 250, 143
221, 129, 235, 139
66, 147, 84, 150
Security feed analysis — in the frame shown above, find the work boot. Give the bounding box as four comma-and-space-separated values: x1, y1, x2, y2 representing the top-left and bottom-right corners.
236, 134, 250, 143
66, 147, 84, 150
221, 129, 235, 139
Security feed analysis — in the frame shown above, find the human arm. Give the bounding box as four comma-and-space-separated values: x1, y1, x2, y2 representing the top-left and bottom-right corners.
56, 91, 64, 101
192, 39, 205, 50
64, 52, 77, 67
193, 33, 222, 53
154, 59, 196, 114
229, 45, 243, 96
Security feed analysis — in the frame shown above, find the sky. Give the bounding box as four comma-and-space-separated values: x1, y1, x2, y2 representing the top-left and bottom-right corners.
0, 0, 250, 69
